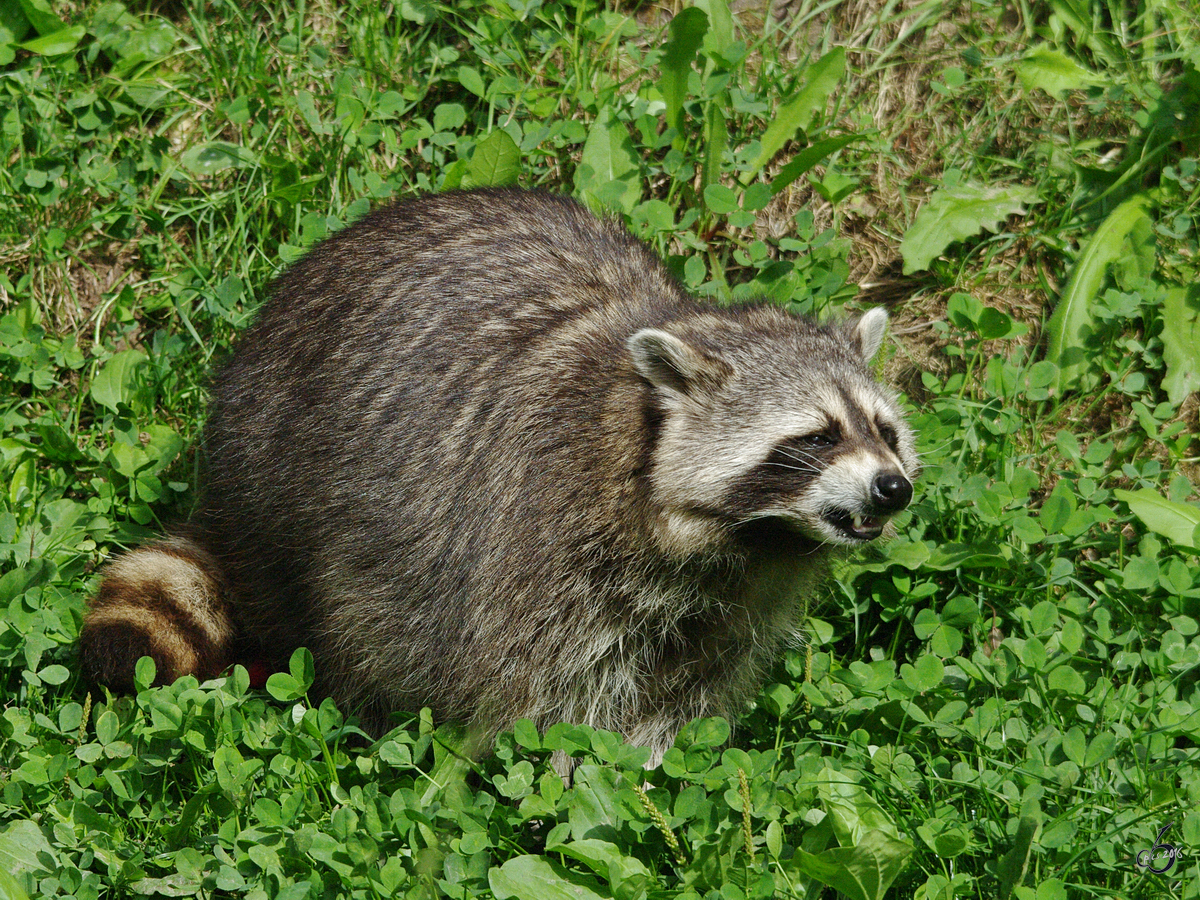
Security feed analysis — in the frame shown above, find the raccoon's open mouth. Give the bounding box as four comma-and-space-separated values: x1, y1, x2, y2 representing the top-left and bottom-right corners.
826, 509, 887, 542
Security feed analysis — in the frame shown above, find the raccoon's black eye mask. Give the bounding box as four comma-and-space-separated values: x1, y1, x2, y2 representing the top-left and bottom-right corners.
876, 422, 899, 451
764, 431, 840, 469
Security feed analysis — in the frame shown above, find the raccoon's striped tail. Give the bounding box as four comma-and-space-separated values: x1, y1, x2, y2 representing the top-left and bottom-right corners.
79, 536, 235, 690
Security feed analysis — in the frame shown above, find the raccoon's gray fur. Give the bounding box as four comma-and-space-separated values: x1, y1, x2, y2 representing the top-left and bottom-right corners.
80, 189, 917, 766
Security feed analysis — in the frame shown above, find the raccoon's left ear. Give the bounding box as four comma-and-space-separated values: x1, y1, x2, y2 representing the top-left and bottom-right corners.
628, 329, 731, 396
847, 307, 889, 363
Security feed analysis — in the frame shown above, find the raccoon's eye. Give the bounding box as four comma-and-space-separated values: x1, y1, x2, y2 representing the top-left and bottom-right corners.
877, 422, 898, 450
800, 431, 837, 448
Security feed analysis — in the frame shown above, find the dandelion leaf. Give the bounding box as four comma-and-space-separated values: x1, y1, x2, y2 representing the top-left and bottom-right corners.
900, 182, 1038, 274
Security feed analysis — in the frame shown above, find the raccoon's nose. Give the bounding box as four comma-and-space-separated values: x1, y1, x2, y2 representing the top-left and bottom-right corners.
872, 472, 913, 513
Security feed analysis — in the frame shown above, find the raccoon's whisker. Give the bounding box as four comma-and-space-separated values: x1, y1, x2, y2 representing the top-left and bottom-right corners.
761, 461, 820, 474
771, 448, 824, 467
762, 457, 820, 471
730, 512, 799, 530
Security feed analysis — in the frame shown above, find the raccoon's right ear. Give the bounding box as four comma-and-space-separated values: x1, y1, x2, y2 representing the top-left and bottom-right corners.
847, 307, 889, 363
628, 329, 731, 396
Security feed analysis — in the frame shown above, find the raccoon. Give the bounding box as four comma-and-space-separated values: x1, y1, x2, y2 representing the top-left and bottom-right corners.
79, 189, 917, 766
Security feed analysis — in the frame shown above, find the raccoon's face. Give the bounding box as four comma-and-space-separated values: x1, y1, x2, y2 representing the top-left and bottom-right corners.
630, 307, 918, 555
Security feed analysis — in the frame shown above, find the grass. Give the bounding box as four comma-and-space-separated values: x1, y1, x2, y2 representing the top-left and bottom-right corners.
1, 0, 1198, 897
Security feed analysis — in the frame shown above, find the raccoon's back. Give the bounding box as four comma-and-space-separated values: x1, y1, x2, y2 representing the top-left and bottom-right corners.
196, 190, 683, 670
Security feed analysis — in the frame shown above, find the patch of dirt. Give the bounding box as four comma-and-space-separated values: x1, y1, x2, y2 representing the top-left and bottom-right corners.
61, 243, 141, 333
